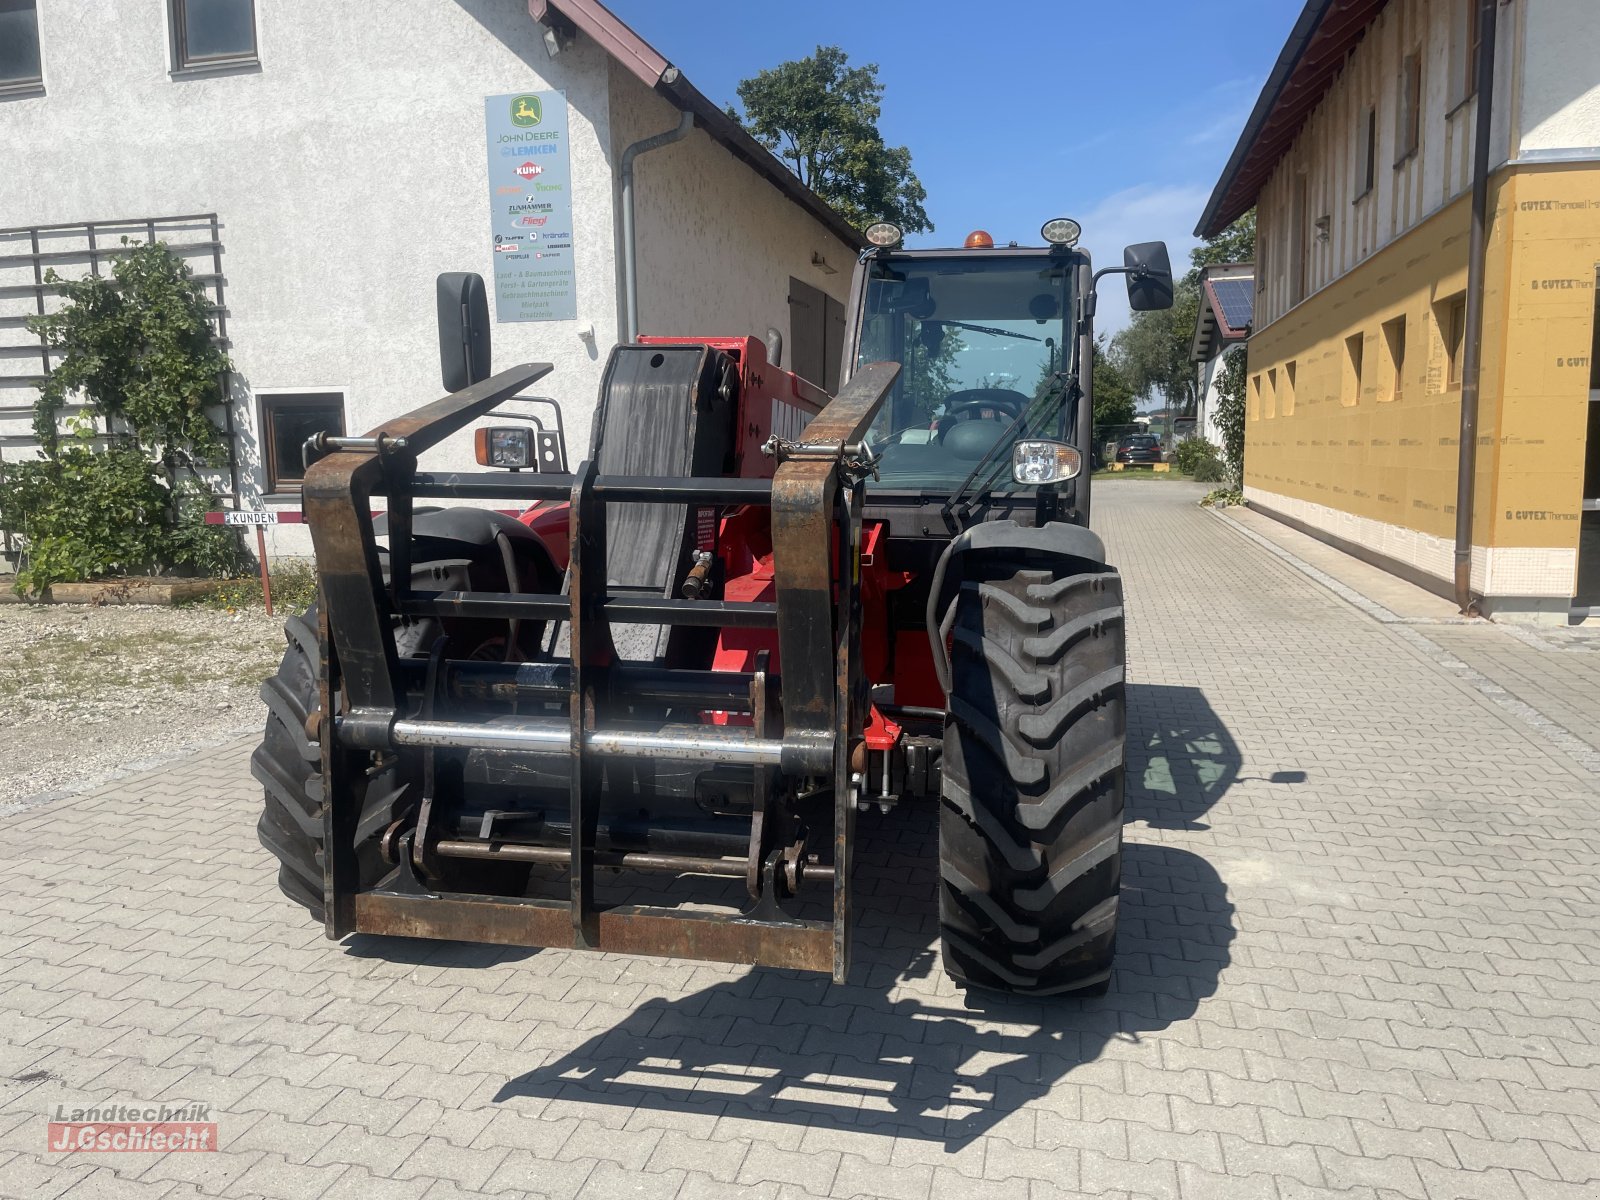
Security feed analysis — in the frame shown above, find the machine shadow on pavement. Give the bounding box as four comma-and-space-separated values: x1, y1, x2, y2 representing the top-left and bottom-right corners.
492, 688, 1243, 1148
1126, 682, 1245, 831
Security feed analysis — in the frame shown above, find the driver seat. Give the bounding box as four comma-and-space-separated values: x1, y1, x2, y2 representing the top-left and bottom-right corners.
942, 418, 1008, 461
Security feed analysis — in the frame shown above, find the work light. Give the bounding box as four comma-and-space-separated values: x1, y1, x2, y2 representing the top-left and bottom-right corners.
474, 427, 533, 470
1012, 440, 1082, 485
1041, 218, 1081, 247
864, 222, 903, 247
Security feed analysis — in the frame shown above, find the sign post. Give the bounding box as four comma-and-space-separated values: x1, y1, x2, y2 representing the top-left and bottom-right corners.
223, 510, 280, 617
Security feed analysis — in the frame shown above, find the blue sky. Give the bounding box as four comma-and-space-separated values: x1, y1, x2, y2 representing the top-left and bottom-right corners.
606, 0, 1299, 334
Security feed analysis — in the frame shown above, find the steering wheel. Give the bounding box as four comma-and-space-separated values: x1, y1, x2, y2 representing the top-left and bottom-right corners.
937, 388, 1027, 442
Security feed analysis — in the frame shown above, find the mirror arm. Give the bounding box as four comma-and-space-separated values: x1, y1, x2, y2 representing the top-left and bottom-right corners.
1090, 264, 1149, 289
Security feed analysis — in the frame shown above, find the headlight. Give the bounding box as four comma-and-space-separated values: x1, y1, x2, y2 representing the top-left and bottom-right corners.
1040, 217, 1081, 247
474, 426, 533, 469
864, 221, 903, 247
1012, 440, 1082, 485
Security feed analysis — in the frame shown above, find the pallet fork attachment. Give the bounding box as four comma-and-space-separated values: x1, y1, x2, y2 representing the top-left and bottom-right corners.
302, 359, 899, 982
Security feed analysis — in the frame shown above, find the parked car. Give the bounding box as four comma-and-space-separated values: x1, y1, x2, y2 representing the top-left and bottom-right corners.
1115, 434, 1163, 466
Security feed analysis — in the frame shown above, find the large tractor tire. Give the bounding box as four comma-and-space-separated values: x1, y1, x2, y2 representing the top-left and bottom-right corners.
252, 608, 408, 921
938, 561, 1126, 995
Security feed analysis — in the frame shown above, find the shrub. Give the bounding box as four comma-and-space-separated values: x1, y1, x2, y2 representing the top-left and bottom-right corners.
1191, 456, 1227, 483
1214, 348, 1247, 485
1200, 487, 1244, 508
1173, 436, 1224, 478
0, 240, 247, 595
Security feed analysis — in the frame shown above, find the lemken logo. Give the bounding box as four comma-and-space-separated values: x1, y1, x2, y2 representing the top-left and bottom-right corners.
511, 95, 543, 127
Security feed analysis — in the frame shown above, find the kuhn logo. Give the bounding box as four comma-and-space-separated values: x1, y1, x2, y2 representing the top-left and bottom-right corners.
494, 242, 520, 254
513, 216, 547, 227
515, 162, 543, 181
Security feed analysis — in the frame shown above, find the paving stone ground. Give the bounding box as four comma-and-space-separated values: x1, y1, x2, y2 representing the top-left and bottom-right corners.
2, 480, 1598, 1200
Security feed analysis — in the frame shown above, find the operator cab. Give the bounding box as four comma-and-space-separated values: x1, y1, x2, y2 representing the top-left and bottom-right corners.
847, 219, 1174, 530
856, 251, 1075, 492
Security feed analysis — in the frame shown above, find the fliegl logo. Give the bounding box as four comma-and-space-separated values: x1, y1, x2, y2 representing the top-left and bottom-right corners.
510, 95, 543, 127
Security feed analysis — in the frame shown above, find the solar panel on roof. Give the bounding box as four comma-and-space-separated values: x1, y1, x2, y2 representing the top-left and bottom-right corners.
1209, 277, 1254, 333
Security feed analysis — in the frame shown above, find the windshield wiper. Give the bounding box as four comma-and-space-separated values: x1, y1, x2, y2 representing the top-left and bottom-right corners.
928, 319, 1043, 343
939, 370, 1075, 530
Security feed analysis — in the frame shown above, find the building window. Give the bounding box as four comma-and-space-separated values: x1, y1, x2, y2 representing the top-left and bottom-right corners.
1381, 315, 1407, 402
0, 1, 43, 95
1291, 175, 1310, 306
1396, 52, 1422, 163
1439, 294, 1468, 388
1265, 367, 1278, 419
1355, 108, 1377, 201
1249, 374, 1262, 422
1283, 361, 1297, 416
170, 0, 258, 71
1343, 332, 1365, 406
261, 393, 344, 493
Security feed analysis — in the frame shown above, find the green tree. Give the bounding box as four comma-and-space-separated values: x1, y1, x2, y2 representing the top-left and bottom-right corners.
0, 239, 244, 594
730, 45, 931, 234
1112, 295, 1198, 413
1091, 337, 1137, 428
1109, 212, 1257, 416
1189, 210, 1256, 276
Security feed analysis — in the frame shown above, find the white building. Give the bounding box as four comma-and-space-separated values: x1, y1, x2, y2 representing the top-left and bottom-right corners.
0, 0, 860, 558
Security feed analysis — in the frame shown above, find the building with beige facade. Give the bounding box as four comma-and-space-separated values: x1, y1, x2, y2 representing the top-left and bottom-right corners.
1198, 0, 1600, 620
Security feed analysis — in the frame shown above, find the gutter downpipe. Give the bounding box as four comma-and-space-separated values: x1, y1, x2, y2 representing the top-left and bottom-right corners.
620, 97, 694, 343
1453, 0, 1500, 615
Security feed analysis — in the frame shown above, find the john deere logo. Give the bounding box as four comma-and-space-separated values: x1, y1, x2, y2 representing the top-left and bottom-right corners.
511, 95, 542, 127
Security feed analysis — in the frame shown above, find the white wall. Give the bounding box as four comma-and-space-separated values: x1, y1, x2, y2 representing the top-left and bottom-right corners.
609, 66, 856, 373
1517, 0, 1600, 153
1, 0, 622, 556
1197, 344, 1241, 450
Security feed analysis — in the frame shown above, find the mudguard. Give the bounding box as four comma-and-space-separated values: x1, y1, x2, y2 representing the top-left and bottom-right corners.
374, 507, 562, 592
925, 519, 1111, 695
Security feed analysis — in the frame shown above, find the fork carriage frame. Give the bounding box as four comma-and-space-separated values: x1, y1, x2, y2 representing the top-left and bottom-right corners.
301, 360, 900, 982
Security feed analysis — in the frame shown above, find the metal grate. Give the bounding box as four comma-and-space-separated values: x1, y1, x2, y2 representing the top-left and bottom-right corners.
0, 214, 241, 559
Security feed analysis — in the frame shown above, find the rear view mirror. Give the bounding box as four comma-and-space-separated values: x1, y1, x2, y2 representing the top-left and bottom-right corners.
437, 272, 491, 392
1124, 241, 1174, 312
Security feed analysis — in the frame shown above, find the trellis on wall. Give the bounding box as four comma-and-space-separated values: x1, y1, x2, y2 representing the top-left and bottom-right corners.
0, 213, 242, 560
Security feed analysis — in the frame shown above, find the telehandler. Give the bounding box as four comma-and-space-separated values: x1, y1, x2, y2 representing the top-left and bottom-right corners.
255, 218, 1172, 994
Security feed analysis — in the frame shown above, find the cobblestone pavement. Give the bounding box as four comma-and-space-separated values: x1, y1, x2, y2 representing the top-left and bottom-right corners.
1409, 625, 1600, 760
2, 481, 1598, 1200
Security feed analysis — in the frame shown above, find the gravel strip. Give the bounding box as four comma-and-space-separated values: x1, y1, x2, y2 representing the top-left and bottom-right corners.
0, 603, 286, 804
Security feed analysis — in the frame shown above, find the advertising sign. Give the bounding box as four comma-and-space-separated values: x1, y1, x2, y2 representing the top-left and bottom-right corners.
484, 90, 577, 322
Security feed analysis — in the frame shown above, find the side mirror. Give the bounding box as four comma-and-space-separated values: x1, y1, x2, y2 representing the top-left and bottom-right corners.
437, 272, 491, 392
1124, 241, 1174, 312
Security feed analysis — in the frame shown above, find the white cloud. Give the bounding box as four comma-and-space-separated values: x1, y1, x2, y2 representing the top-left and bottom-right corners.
1185, 107, 1252, 146
1075, 182, 1213, 338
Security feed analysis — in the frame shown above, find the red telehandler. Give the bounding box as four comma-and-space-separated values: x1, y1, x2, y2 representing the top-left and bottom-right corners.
255, 220, 1173, 994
